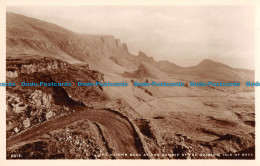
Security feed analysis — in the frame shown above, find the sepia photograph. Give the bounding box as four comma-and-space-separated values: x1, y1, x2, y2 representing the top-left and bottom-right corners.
1, 2, 259, 163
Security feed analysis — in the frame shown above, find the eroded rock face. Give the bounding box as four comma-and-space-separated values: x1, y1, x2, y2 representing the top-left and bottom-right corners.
6, 90, 73, 138
29, 90, 52, 108
6, 55, 107, 140
6, 57, 68, 78
20, 61, 65, 74
122, 43, 128, 52
7, 12, 131, 64
7, 93, 27, 113
7, 71, 18, 78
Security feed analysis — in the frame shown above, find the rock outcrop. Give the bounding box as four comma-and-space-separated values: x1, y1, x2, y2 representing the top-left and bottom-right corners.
6, 13, 130, 66
6, 57, 69, 78
29, 90, 52, 108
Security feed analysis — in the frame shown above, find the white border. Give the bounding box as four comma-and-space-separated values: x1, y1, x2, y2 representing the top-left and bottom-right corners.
0, 0, 259, 166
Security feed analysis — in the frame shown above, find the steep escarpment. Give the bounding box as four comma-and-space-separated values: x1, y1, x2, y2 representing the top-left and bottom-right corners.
7, 12, 254, 81
7, 12, 130, 70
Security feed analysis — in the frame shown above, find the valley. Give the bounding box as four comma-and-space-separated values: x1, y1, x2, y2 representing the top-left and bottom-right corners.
6, 12, 255, 159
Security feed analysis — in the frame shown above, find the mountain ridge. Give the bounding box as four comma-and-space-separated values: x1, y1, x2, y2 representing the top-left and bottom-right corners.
6, 12, 254, 81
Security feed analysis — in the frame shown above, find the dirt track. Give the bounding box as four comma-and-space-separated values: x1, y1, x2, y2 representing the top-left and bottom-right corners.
7, 108, 147, 159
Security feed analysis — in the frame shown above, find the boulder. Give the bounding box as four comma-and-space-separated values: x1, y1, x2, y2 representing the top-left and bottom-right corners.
46, 111, 53, 120
23, 118, 31, 128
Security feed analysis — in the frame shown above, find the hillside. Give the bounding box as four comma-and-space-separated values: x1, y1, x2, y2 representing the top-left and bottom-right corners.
7, 12, 133, 73
7, 12, 254, 82
6, 12, 255, 159
184, 59, 254, 82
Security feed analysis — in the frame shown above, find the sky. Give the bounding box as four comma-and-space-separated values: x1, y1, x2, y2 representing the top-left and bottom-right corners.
7, 6, 255, 69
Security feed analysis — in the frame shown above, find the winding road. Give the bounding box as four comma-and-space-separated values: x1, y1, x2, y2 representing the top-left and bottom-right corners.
7, 107, 148, 159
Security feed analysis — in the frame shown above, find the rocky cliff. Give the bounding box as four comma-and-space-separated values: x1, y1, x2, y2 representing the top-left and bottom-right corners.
6, 57, 70, 78
6, 56, 106, 139
7, 12, 129, 68
7, 12, 254, 81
